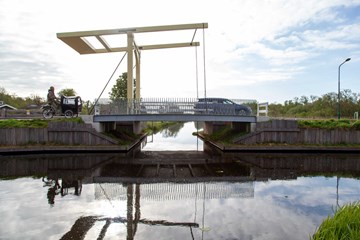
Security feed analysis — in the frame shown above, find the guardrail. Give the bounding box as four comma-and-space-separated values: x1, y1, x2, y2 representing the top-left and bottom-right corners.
96, 98, 256, 116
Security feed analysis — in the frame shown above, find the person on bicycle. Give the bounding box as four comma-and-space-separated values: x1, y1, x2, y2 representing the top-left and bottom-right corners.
47, 86, 60, 113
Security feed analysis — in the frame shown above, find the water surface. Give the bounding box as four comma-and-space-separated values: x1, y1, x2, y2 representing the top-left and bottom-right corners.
1, 122, 360, 240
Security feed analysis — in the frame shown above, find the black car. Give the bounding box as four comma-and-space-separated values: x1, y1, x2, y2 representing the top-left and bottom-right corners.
194, 98, 252, 116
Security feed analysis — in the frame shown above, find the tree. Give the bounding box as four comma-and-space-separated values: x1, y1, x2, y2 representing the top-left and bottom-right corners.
58, 88, 77, 97
109, 72, 136, 101
83, 100, 94, 114
24, 94, 45, 106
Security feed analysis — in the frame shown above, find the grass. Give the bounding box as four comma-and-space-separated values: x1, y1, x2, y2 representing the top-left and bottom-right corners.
312, 201, 360, 240
298, 119, 360, 130
0, 118, 84, 128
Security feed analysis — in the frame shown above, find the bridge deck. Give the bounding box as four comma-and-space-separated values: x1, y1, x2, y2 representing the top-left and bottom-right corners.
93, 114, 257, 123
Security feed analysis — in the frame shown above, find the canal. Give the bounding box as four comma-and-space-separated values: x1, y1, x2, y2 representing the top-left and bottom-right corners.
1, 122, 360, 240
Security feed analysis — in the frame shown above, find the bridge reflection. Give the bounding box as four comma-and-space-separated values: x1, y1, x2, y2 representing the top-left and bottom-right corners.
2, 150, 360, 184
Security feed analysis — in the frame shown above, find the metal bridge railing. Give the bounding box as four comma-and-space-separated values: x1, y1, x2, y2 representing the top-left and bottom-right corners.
96, 98, 256, 116
95, 182, 254, 201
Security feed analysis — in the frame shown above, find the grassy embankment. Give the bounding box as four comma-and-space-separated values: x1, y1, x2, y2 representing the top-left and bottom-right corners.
203, 119, 360, 145
0, 118, 83, 128
312, 201, 360, 240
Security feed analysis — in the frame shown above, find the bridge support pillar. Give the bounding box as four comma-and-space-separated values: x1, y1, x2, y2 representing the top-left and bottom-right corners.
133, 121, 143, 135
203, 122, 227, 135
116, 121, 144, 135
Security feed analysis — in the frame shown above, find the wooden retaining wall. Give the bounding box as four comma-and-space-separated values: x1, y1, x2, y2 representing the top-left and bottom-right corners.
235, 119, 360, 145
0, 122, 117, 146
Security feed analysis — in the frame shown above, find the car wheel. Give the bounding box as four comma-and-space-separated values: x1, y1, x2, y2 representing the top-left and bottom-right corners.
237, 109, 247, 116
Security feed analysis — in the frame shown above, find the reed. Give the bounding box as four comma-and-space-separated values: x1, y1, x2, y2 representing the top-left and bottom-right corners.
312, 201, 360, 240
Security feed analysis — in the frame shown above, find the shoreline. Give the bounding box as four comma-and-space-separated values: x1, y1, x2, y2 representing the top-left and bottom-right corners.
2, 141, 360, 155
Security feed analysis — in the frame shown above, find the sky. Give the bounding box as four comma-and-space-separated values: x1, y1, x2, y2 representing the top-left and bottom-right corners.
0, 0, 359, 104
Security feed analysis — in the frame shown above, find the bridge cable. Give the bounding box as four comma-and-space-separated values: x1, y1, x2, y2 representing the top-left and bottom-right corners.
191, 28, 199, 99
195, 46, 199, 99
90, 52, 127, 114
98, 183, 126, 227
194, 32, 200, 147
191, 29, 198, 45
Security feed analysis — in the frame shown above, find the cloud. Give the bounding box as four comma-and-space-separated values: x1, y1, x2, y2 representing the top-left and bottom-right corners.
0, 0, 359, 102
299, 23, 360, 50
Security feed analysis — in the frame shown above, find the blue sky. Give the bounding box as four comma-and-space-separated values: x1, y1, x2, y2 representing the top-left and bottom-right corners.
0, 0, 359, 103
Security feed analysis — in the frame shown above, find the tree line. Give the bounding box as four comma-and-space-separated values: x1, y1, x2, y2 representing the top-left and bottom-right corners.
264, 89, 360, 118
0, 87, 77, 109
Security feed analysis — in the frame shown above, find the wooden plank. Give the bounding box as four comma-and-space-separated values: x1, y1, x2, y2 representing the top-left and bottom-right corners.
58, 36, 97, 54
173, 164, 177, 178
156, 163, 160, 177
188, 164, 195, 177
136, 164, 144, 177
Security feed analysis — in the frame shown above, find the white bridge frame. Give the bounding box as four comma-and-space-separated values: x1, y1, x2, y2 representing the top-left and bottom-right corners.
57, 23, 208, 100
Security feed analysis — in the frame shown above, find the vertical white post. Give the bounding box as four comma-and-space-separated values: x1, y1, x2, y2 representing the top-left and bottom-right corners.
127, 32, 134, 100
135, 50, 141, 100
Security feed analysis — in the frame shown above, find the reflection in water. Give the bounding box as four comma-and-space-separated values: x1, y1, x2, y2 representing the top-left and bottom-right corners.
161, 122, 185, 138
43, 177, 60, 206
43, 176, 82, 206
1, 150, 360, 239
143, 122, 203, 151
61, 183, 200, 240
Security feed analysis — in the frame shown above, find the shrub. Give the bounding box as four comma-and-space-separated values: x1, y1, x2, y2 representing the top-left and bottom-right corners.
351, 121, 360, 130
298, 119, 355, 129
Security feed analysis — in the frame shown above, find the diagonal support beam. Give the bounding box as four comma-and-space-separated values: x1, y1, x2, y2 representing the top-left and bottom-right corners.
96, 36, 112, 52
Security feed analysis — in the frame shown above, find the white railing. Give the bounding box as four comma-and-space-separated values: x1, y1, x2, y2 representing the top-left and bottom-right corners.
257, 102, 268, 117
96, 98, 256, 116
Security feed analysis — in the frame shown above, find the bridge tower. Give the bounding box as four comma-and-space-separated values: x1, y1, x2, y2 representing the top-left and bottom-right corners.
57, 23, 208, 100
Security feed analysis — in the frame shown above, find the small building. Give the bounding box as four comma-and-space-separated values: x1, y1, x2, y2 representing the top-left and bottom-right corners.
0, 101, 17, 110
